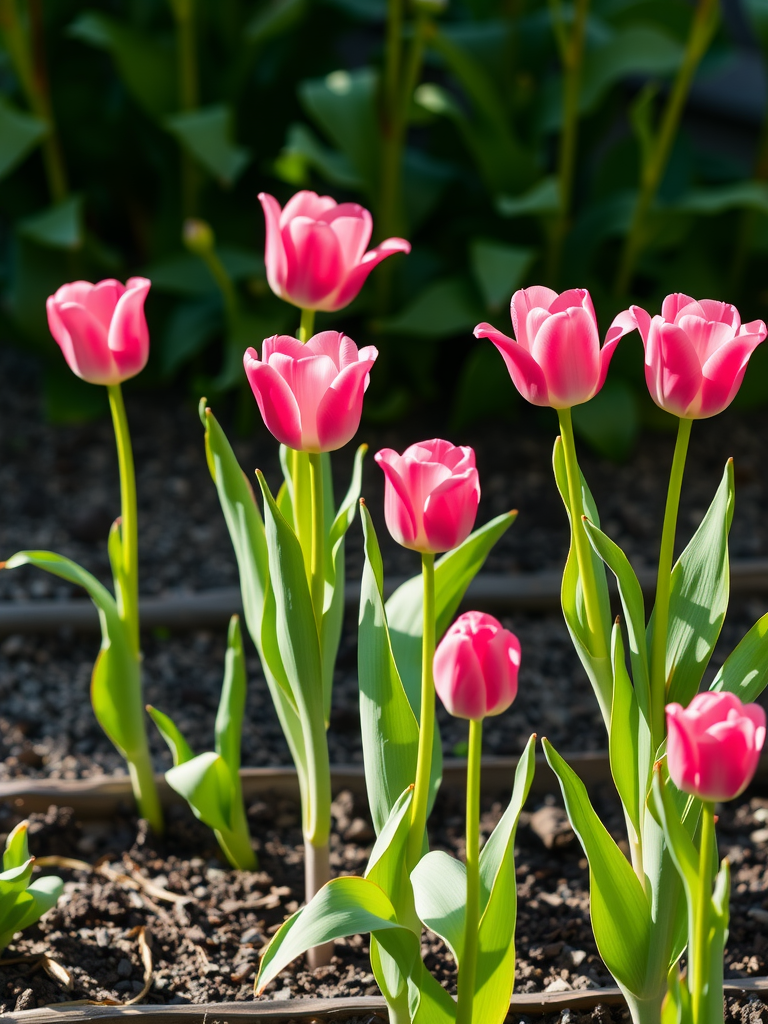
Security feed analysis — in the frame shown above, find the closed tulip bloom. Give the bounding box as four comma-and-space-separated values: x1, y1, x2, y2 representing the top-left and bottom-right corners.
374, 440, 480, 554
244, 331, 377, 453
434, 611, 521, 720
613, 294, 767, 419
474, 287, 628, 409
666, 692, 766, 802
46, 278, 151, 386
259, 190, 411, 312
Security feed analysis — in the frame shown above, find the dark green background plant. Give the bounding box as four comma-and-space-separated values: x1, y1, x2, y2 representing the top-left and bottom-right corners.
1, 0, 766, 455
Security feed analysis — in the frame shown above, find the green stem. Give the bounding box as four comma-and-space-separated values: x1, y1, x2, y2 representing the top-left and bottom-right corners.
127, 744, 164, 835
309, 452, 325, 627
650, 416, 692, 749
691, 801, 715, 1022
0, 0, 67, 202
107, 384, 139, 656
215, 820, 257, 872
557, 408, 607, 658
406, 552, 436, 872
547, 0, 590, 284
615, 0, 718, 295
456, 717, 482, 1024
299, 307, 315, 343
170, 0, 199, 217
384, 0, 404, 126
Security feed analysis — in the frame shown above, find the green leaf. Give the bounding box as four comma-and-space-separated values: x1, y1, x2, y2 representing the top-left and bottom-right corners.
3, 822, 30, 872
651, 768, 699, 903
543, 739, 651, 995
412, 851, 466, 963
672, 181, 768, 216
474, 734, 537, 1023
146, 247, 264, 296
166, 751, 232, 833
583, 517, 650, 719
166, 105, 250, 186
215, 615, 247, 777
276, 122, 364, 191
608, 623, 644, 837
381, 277, 483, 338
552, 437, 613, 725
661, 460, 734, 707
710, 612, 768, 703
580, 26, 683, 114
0, 824, 62, 951
451, 344, 520, 431
387, 511, 517, 713
3, 551, 145, 760
68, 12, 177, 118
147, 706, 195, 766
497, 177, 560, 218
358, 503, 422, 836
159, 297, 222, 375
255, 876, 409, 993
0, 97, 47, 181
17, 196, 83, 250
299, 68, 380, 197
469, 239, 536, 313
572, 380, 640, 462
246, 0, 307, 44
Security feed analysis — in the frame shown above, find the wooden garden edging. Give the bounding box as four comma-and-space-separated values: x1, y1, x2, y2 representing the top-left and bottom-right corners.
2, 559, 768, 634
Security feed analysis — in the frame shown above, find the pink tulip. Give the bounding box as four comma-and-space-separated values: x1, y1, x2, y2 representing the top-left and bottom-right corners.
244, 331, 377, 453
374, 440, 480, 554
666, 692, 766, 802
259, 190, 411, 312
613, 294, 767, 419
46, 278, 151, 386
433, 611, 521, 720
474, 287, 628, 409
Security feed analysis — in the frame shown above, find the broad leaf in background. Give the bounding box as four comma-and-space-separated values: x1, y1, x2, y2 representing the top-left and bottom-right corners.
276, 122, 364, 191
146, 248, 263, 296
710, 612, 768, 704
572, 380, 639, 461
659, 460, 734, 708
469, 239, 536, 313
496, 176, 560, 218
68, 13, 177, 119
0, 98, 47, 181
17, 197, 83, 251
166, 106, 251, 187
451, 344, 519, 430
246, 0, 308, 44
381, 277, 483, 337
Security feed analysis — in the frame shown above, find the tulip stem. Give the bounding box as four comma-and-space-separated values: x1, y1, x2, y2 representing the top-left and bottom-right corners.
691, 800, 715, 1022
107, 383, 140, 657
299, 308, 315, 344
557, 408, 607, 659
309, 452, 325, 628
456, 717, 482, 1024
614, 0, 718, 295
168, 0, 200, 217
407, 552, 436, 872
650, 416, 692, 749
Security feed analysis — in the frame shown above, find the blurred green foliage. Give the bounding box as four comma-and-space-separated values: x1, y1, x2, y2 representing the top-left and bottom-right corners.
0, 0, 766, 452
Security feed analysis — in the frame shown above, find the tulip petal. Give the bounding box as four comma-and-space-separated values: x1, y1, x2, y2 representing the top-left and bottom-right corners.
244, 349, 303, 449
259, 193, 289, 300
305, 330, 345, 366
698, 332, 766, 417
666, 703, 701, 795
422, 469, 480, 552
610, 305, 651, 344
375, 449, 419, 548
474, 323, 550, 405
330, 236, 411, 312
324, 207, 373, 268
108, 279, 150, 381
697, 299, 740, 329
647, 323, 702, 417
283, 218, 345, 309
53, 302, 118, 384
435, 633, 487, 720
661, 293, 696, 322
676, 315, 734, 364
280, 190, 338, 223
510, 286, 559, 349
550, 287, 593, 319
529, 307, 601, 407
316, 356, 376, 451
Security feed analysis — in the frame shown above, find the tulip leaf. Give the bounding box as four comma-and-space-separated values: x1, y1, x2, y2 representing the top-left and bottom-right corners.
710, 612, 768, 703
412, 851, 466, 964
583, 517, 650, 720
17, 196, 83, 251
215, 615, 247, 777
3, 550, 146, 761
552, 437, 613, 727
659, 460, 734, 708
381, 277, 483, 337
358, 503, 424, 836
0, 98, 48, 181
146, 706, 195, 767
277, 122, 365, 191
166, 751, 232, 834
543, 739, 651, 995
469, 239, 536, 313
166, 105, 250, 186
497, 177, 560, 218
609, 624, 645, 839
0, 824, 63, 951
473, 733, 536, 1024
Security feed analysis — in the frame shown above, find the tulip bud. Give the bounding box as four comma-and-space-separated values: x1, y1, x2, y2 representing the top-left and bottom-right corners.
183, 218, 215, 256
434, 611, 521, 721
374, 439, 480, 554
666, 692, 766, 802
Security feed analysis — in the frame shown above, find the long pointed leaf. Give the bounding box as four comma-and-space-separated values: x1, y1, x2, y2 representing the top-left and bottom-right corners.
710, 612, 768, 703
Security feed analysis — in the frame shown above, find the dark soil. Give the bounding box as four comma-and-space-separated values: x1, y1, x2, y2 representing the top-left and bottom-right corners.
1, 782, 767, 1015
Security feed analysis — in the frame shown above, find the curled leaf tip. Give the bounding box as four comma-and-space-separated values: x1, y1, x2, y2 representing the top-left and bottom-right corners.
0, 561, 6, 570
359, 497, 367, 507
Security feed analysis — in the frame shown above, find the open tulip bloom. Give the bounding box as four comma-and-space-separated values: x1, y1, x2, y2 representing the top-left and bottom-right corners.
477, 286, 768, 1024
3, 277, 162, 833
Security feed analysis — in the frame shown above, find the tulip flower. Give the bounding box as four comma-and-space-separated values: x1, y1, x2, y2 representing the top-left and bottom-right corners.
46, 277, 151, 385
374, 439, 480, 554
666, 692, 766, 802
474, 286, 627, 409
259, 190, 411, 313
243, 331, 378, 453
433, 611, 520, 721
614, 294, 767, 419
